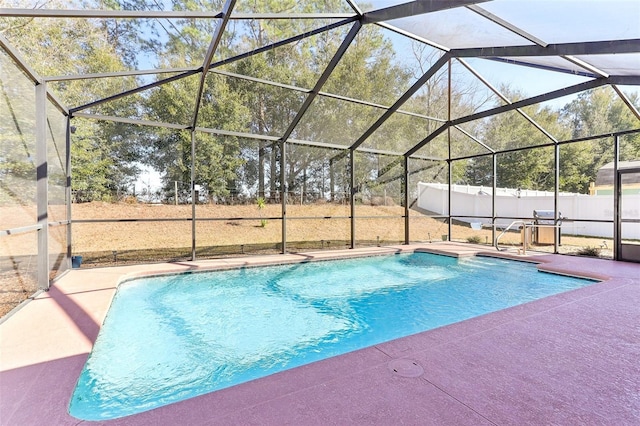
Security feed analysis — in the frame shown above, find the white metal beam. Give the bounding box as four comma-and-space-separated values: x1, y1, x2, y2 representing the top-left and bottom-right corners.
36, 82, 49, 290
612, 85, 640, 122
0, 8, 354, 19
363, 0, 490, 24
466, 5, 548, 47
44, 67, 197, 82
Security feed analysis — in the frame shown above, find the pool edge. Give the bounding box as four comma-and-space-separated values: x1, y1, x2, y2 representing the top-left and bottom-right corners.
2, 242, 638, 425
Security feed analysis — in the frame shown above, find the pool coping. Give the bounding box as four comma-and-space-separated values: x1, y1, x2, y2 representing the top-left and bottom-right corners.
1, 242, 639, 425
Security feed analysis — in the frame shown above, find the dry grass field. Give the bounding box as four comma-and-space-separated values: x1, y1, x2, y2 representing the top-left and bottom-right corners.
72, 202, 613, 256
1, 201, 613, 317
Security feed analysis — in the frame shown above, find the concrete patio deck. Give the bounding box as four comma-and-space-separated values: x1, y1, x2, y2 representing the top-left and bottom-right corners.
1, 243, 639, 425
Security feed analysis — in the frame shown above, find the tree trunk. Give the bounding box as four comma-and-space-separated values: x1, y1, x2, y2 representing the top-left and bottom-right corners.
270, 143, 277, 202
258, 142, 265, 199
329, 158, 335, 202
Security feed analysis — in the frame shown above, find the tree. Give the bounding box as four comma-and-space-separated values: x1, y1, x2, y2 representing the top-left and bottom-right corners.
560, 87, 640, 193
142, 0, 249, 203
0, 57, 38, 205
160, 0, 418, 204
459, 87, 569, 191
0, 0, 147, 202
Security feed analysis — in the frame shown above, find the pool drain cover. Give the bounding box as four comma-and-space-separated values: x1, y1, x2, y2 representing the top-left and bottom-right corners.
388, 359, 424, 378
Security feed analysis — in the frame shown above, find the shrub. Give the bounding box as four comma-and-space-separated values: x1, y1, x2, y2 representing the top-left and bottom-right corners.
466, 235, 483, 244
576, 246, 601, 257
257, 197, 267, 227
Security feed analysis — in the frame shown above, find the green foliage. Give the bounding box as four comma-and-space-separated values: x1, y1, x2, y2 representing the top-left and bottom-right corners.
256, 197, 267, 227
1, 0, 147, 202
559, 87, 640, 193
467, 87, 567, 191
0, 70, 37, 205
460, 87, 639, 194
70, 118, 144, 202
2, 0, 638, 208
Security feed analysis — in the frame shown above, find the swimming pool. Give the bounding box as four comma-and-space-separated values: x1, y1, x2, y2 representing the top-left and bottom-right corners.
69, 252, 595, 420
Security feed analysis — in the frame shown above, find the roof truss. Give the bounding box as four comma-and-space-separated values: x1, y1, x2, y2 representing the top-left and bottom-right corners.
1, 0, 638, 161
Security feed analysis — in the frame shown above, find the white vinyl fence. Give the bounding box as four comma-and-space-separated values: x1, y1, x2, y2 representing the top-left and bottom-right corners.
417, 183, 640, 239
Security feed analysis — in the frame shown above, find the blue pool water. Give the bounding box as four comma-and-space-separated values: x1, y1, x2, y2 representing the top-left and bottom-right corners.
69, 253, 595, 420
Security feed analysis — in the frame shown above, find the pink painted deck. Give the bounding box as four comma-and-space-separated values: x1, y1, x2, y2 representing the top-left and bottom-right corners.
1, 243, 639, 425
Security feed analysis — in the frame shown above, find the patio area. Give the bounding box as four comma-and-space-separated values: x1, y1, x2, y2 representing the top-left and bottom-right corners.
1, 242, 638, 425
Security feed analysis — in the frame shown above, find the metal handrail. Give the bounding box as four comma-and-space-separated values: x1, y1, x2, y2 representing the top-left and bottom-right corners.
0, 224, 43, 237
494, 220, 533, 252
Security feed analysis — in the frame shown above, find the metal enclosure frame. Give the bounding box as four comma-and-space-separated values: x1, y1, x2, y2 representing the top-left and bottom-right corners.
1, 0, 640, 292
615, 165, 640, 262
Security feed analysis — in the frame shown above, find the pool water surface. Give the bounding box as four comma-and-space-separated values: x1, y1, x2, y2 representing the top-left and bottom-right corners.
69, 252, 595, 420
